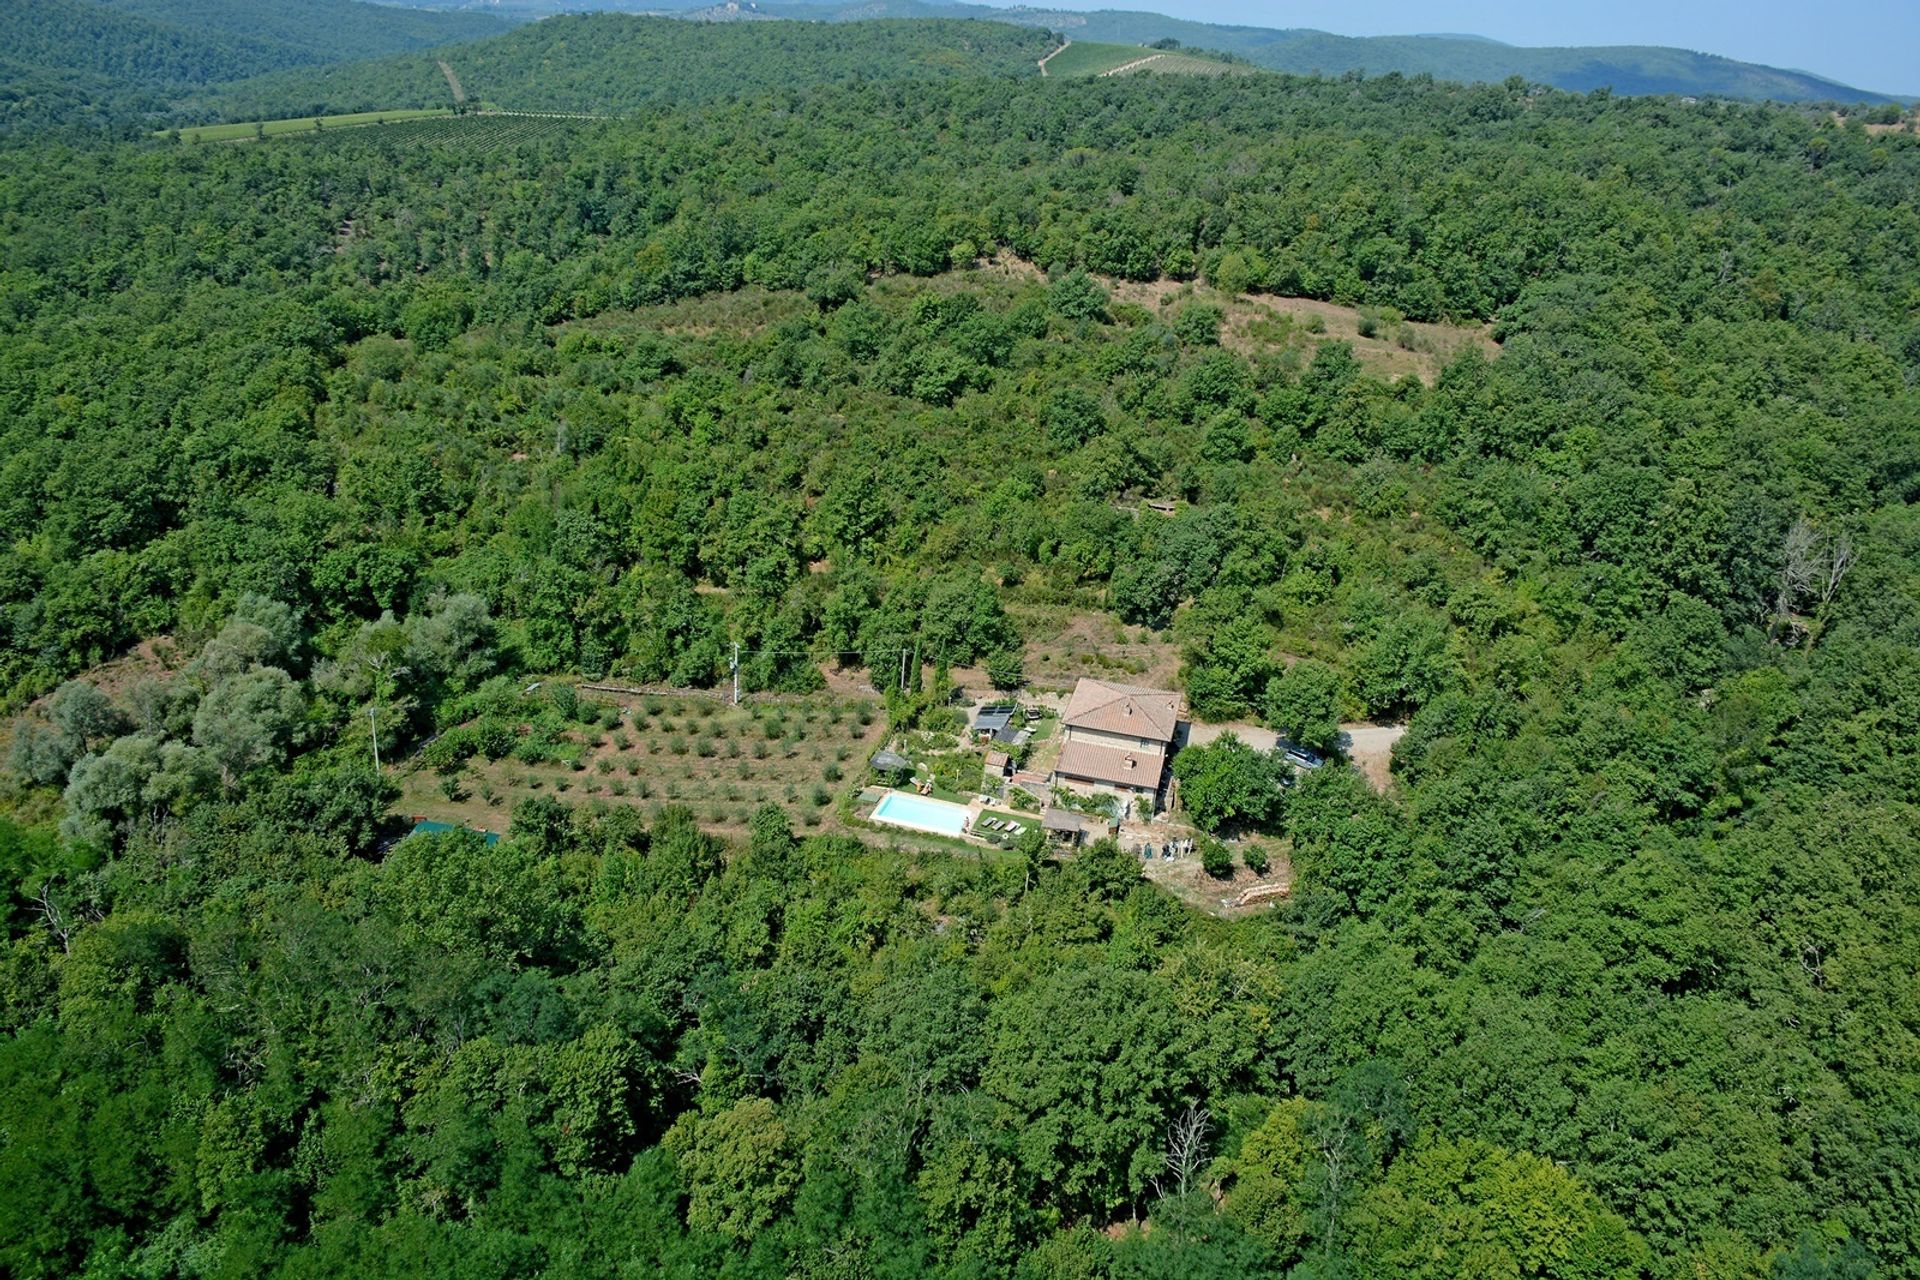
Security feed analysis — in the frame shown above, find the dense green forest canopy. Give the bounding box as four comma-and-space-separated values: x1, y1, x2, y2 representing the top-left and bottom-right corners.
189, 14, 1055, 122
1, 38, 1918, 1280
0, 0, 508, 138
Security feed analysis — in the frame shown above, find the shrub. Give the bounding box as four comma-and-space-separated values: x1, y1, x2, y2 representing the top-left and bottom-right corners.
668, 735, 689, 756
596, 759, 614, 775
473, 718, 517, 761
1201, 840, 1233, 879
1244, 843, 1270, 875
823, 763, 843, 782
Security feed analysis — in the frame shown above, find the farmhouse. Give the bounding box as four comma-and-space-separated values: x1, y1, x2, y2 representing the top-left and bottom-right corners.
1049, 678, 1183, 808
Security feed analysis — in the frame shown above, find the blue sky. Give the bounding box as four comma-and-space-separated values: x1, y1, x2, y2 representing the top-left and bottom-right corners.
1027, 1, 1919, 93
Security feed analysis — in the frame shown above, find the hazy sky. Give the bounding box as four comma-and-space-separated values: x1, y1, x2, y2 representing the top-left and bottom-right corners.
1026, 1, 1919, 93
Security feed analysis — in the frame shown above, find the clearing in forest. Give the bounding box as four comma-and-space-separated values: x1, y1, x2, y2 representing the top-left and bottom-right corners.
973, 252, 1499, 383
437, 59, 467, 105
167, 108, 457, 143
393, 686, 889, 840
1040, 41, 1242, 79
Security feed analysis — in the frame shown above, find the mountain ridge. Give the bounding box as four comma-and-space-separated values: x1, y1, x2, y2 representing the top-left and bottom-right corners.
387, 0, 1908, 101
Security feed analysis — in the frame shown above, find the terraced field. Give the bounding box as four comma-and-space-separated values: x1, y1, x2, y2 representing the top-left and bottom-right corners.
1041, 40, 1244, 78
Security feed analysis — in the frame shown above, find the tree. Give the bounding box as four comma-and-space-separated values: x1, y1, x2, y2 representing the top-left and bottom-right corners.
1184, 615, 1276, 721
1174, 304, 1223, 347
986, 649, 1025, 691
191, 667, 304, 788
1051, 271, 1109, 323
1348, 615, 1456, 718
404, 592, 498, 694
47, 681, 121, 747
1171, 735, 1288, 833
1200, 840, 1233, 879
664, 1096, 799, 1240
1223, 1098, 1316, 1265
1768, 516, 1857, 645
1045, 387, 1108, 449
1345, 1138, 1648, 1280
8, 721, 79, 787
1265, 659, 1343, 754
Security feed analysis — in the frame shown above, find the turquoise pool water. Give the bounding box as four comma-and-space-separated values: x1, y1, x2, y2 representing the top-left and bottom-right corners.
871, 790, 971, 837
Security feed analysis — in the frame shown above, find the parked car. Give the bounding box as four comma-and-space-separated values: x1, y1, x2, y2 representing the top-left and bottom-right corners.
1283, 745, 1325, 771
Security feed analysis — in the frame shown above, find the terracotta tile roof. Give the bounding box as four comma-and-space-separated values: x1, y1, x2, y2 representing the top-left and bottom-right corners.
1060, 678, 1182, 742
1054, 739, 1166, 790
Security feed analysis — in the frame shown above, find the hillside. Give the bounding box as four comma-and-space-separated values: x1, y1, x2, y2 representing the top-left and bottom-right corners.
3, 20, 1920, 1280
543, 0, 1907, 101
189, 14, 1053, 121
0, 0, 509, 136
91, 0, 513, 65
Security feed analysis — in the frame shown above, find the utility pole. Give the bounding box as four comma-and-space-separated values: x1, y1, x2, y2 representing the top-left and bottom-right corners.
368, 705, 380, 775
731, 642, 741, 706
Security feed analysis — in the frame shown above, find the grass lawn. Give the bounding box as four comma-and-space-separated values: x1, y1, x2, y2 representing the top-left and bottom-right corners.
166, 109, 456, 144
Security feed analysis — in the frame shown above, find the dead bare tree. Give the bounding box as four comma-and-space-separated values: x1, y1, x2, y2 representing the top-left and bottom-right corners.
36, 884, 73, 954
1820, 532, 1857, 613
1770, 517, 1823, 643
1770, 517, 1857, 645
1155, 1104, 1213, 1199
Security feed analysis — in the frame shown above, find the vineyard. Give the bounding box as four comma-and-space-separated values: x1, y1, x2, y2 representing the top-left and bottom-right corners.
1105, 52, 1249, 78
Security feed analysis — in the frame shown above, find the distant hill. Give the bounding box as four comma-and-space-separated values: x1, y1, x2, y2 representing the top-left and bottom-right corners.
189, 13, 1053, 121
400, 0, 1905, 102
0, 0, 510, 135
1014, 12, 1903, 103
90, 0, 514, 65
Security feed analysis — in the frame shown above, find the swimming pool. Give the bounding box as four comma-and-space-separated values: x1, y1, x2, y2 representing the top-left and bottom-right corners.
871, 790, 971, 837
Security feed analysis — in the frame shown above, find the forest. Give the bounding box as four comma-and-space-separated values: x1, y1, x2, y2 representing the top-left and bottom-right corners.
0, 0, 507, 139
0, 17, 1918, 1280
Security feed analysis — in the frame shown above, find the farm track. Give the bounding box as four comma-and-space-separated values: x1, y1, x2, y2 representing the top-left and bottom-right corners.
436, 59, 466, 104
1036, 37, 1070, 77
